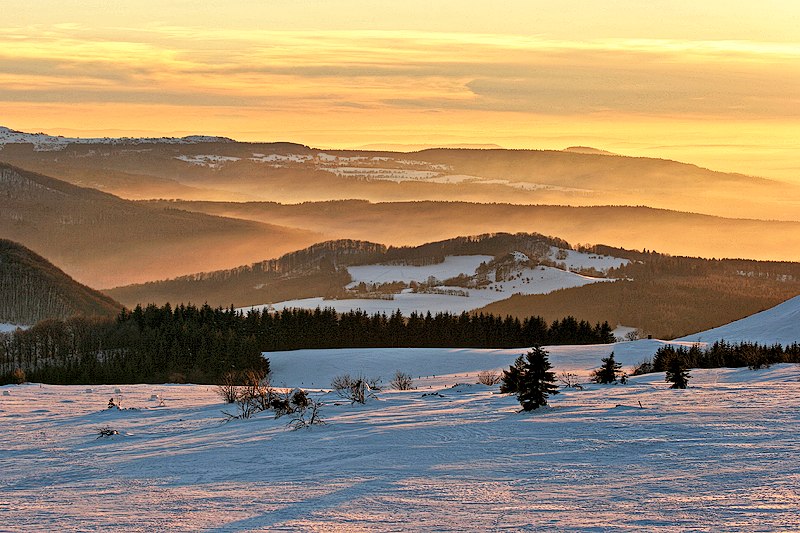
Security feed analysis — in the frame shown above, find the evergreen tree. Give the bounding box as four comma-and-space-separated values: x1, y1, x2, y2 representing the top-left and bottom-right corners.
592, 351, 622, 384
501, 346, 559, 411
665, 355, 690, 389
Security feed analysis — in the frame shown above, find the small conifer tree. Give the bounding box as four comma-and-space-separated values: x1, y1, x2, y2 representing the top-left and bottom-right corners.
592, 352, 622, 384
665, 356, 690, 389
501, 346, 559, 411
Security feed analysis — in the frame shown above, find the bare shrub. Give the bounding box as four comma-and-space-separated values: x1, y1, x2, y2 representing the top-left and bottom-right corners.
390, 371, 414, 390
222, 368, 275, 420
476, 370, 502, 386
11, 368, 26, 384
624, 330, 642, 342
290, 388, 309, 410
97, 426, 119, 438
558, 371, 584, 390
331, 373, 379, 403
216, 371, 240, 404
272, 388, 311, 418
632, 358, 654, 376
366, 376, 382, 391
331, 373, 355, 393
288, 398, 326, 430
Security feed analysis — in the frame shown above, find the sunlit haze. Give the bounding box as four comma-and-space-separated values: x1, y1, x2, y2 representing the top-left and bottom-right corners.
3, 1, 799, 181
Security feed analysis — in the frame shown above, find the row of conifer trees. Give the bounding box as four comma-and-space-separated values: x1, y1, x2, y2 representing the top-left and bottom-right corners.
1, 303, 615, 385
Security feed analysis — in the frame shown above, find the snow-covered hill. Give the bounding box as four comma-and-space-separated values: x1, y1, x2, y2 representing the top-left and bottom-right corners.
678, 295, 800, 345
0, 126, 232, 151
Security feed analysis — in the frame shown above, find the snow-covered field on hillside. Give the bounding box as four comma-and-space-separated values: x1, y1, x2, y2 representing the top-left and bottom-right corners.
3, 360, 799, 531
249, 269, 607, 317
251, 266, 613, 316
241, 250, 631, 317
346, 255, 493, 286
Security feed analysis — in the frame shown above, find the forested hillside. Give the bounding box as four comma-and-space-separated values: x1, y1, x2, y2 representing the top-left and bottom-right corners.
0, 239, 121, 324
480, 250, 800, 338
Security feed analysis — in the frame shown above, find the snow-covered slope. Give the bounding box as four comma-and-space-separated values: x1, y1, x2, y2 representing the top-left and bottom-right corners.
2, 364, 799, 531
0, 126, 232, 150
678, 295, 800, 345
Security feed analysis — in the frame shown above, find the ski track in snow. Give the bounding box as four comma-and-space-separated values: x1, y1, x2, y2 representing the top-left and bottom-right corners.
2, 357, 799, 531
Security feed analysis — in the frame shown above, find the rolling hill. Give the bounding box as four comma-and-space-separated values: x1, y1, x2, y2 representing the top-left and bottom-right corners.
104, 233, 575, 308
2, 127, 799, 221
0, 239, 121, 324
0, 163, 321, 288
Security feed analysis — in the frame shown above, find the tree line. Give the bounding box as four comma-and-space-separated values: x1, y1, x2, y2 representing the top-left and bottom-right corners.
649, 341, 800, 373
1, 303, 614, 385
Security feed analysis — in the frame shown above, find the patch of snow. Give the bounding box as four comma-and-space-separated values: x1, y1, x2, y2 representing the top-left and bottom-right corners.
550, 246, 630, 273
249, 153, 313, 164
0, 323, 27, 333
346, 255, 493, 287
612, 325, 639, 341
175, 154, 241, 168
325, 167, 440, 182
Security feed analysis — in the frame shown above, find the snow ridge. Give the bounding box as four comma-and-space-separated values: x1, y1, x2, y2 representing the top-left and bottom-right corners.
0, 126, 233, 151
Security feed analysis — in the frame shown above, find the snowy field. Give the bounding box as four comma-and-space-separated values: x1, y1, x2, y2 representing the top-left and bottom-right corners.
249, 266, 607, 316
266, 340, 683, 389
251, 262, 615, 316
2, 361, 799, 531
346, 255, 494, 286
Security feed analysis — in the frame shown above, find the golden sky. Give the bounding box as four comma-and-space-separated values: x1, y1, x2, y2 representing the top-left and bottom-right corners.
3, 1, 799, 181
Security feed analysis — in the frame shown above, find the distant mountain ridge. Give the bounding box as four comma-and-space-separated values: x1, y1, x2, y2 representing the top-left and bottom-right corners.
0, 239, 121, 324
0, 125, 233, 150
2, 125, 798, 221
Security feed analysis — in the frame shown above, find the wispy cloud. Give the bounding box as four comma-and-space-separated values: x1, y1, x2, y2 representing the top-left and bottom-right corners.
1, 23, 799, 180
2, 26, 797, 117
